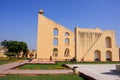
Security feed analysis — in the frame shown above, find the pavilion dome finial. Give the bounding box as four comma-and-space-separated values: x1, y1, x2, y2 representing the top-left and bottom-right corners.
39, 10, 44, 15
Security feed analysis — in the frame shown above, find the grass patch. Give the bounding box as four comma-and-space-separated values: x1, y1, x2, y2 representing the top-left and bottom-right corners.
0, 57, 26, 65
18, 62, 69, 70
0, 60, 13, 65
17, 61, 120, 70
0, 74, 84, 80
0, 57, 14, 65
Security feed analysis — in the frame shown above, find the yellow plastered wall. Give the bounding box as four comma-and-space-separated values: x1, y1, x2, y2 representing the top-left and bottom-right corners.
37, 10, 119, 62
37, 12, 75, 61
75, 27, 119, 62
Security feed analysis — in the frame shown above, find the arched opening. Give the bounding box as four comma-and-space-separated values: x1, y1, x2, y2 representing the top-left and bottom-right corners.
65, 38, 69, 45
53, 28, 58, 36
53, 38, 58, 46
105, 37, 112, 48
65, 32, 70, 36
53, 48, 58, 57
106, 51, 112, 61
94, 50, 101, 61
64, 48, 70, 57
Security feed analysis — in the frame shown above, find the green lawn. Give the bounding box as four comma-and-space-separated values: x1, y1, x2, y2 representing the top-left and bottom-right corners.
0, 60, 13, 65
19, 62, 69, 70
0, 74, 84, 80
0, 57, 14, 65
0, 57, 26, 65
18, 61, 120, 70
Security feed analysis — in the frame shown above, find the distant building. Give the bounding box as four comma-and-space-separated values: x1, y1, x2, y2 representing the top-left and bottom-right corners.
0, 46, 8, 57
37, 10, 119, 62
17, 51, 23, 58
27, 50, 37, 59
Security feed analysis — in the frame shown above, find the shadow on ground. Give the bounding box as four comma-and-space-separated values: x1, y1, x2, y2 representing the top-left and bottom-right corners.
101, 70, 120, 78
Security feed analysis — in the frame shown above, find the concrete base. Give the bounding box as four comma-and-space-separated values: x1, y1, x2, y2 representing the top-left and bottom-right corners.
116, 64, 120, 72
73, 66, 78, 74
67, 64, 120, 80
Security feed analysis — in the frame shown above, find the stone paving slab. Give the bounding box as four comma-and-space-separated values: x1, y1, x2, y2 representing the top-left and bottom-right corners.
67, 64, 120, 80
0, 60, 28, 73
6, 70, 73, 75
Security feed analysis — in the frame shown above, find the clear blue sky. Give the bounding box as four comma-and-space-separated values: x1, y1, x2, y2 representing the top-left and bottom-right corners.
0, 0, 120, 49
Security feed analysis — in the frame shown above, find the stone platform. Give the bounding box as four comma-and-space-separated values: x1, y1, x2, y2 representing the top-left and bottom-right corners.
67, 64, 120, 80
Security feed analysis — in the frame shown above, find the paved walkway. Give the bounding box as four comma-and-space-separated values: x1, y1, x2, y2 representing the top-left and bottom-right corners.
6, 70, 72, 75
67, 64, 120, 80
0, 60, 73, 75
0, 60, 28, 74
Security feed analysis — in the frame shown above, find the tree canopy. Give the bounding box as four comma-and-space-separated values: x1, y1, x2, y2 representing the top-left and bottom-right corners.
1, 40, 28, 53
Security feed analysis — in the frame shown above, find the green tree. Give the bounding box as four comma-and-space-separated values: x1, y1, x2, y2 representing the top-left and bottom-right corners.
1, 40, 9, 48
1, 40, 28, 58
